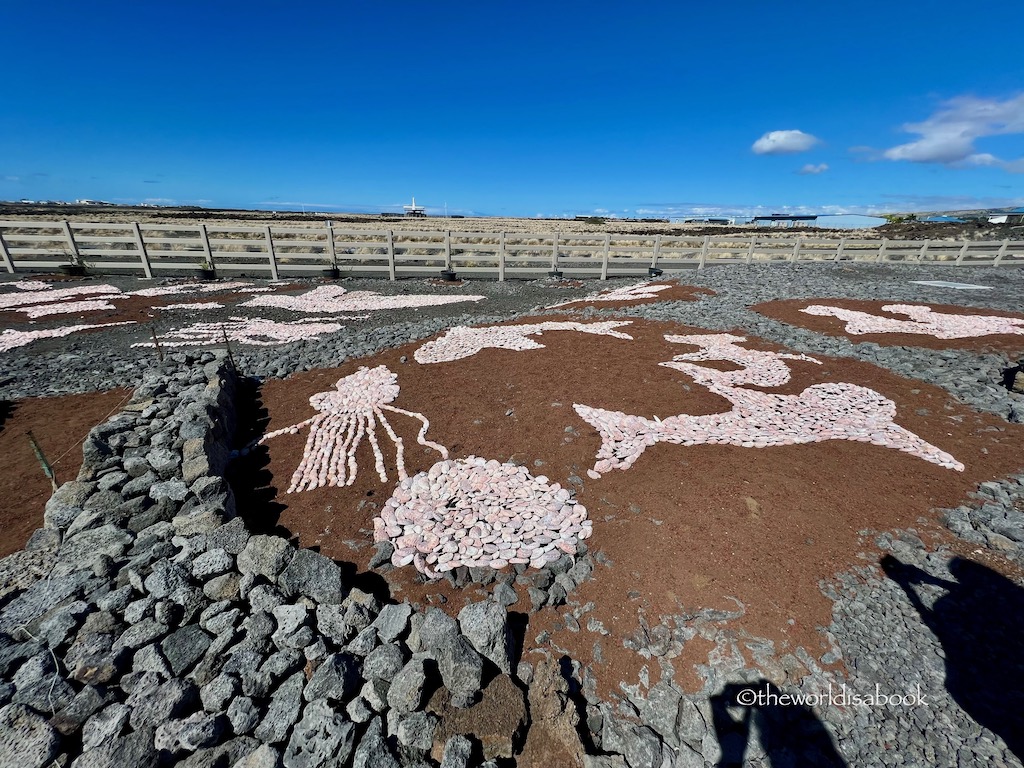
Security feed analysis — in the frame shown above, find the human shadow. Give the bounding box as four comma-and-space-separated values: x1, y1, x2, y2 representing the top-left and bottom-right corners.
881, 554, 1024, 760
711, 679, 845, 767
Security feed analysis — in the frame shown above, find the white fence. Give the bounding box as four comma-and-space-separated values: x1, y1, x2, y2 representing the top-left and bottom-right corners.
0, 220, 1022, 280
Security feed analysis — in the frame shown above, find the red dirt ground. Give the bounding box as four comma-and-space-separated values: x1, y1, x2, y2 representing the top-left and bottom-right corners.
253, 315, 1024, 697
0, 389, 132, 557
752, 299, 1024, 356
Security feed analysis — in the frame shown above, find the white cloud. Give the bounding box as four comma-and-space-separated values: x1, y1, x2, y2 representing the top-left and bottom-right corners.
752, 130, 820, 155
798, 163, 829, 175
883, 93, 1024, 172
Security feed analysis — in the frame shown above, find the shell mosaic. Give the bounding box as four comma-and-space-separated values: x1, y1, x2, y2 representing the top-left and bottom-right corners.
259, 365, 448, 493
662, 332, 820, 388
0, 280, 52, 292
240, 285, 486, 314
373, 456, 592, 578
15, 299, 119, 318
574, 332, 964, 478
131, 316, 348, 349
546, 281, 673, 308
0, 322, 136, 353
129, 281, 254, 298
413, 320, 634, 364
800, 303, 1024, 339
0, 284, 121, 311
159, 302, 226, 311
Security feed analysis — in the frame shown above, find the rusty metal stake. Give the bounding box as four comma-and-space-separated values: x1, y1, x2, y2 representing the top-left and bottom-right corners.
149, 324, 164, 362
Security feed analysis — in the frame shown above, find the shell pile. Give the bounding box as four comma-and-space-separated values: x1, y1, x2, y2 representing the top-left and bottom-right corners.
241, 285, 486, 314
414, 320, 634, 364
259, 365, 448, 493
546, 281, 672, 309
373, 456, 592, 578
0, 322, 136, 353
575, 332, 964, 477
131, 316, 346, 348
801, 304, 1024, 339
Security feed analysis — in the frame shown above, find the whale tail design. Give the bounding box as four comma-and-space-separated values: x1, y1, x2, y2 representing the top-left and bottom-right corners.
573, 404, 660, 477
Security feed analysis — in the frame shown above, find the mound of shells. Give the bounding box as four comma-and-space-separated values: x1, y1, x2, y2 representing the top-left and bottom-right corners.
373, 456, 592, 578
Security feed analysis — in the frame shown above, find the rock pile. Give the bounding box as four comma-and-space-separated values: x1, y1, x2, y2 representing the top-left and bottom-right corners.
0, 352, 597, 767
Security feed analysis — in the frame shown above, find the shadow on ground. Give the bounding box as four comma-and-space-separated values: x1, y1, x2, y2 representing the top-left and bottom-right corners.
882, 555, 1024, 761
710, 680, 846, 767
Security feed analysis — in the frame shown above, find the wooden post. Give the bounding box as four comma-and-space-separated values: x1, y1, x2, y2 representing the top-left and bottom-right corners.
876, 237, 888, 262
601, 234, 610, 280
697, 236, 709, 270
132, 222, 153, 278
444, 230, 452, 271
917, 239, 930, 262
386, 230, 396, 281
264, 225, 279, 280
833, 238, 846, 261
0, 229, 14, 273
651, 234, 662, 269
994, 240, 1009, 267
198, 224, 215, 271
746, 237, 756, 264
62, 220, 81, 263
498, 232, 506, 282
955, 241, 970, 265
551, 232, 559, 271
325, 222, 337, 268
790, 239, 802, 262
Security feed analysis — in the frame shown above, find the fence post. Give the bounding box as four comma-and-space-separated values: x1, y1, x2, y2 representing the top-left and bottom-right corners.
917, 239, 930, 262
651, 234, 662, 269
876, 237, 888, 262
263, 225, 279, 280
444, 230, 452, 271
0, 229, 14, 273
833, 237, 846, 261
698, 236, 709, 270
955, 241, 970, 265
61, 220, 81, 263
551, 232, 559, 271
994, 240, 1009, 267
387, 230, 396, 281
325, 222, 337, 268
131, 222, 153, 278
198, 224, 215, 272
498, 232, 506, 282
601, 234, 610, 280
790, 239, 802, 262
745, 237, 756, 264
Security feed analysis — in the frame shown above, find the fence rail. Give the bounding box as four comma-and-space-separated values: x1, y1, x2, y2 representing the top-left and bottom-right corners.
0, 220, 1021, 280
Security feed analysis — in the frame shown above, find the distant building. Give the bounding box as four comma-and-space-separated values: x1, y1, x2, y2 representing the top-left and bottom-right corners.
752, 214, 817, 228
683, 217, 733, 225
988, 207, 1024, 225
402, 197, 426, 217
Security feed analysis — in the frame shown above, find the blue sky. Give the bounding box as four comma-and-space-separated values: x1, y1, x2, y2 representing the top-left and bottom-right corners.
2, 1, 1022, 225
